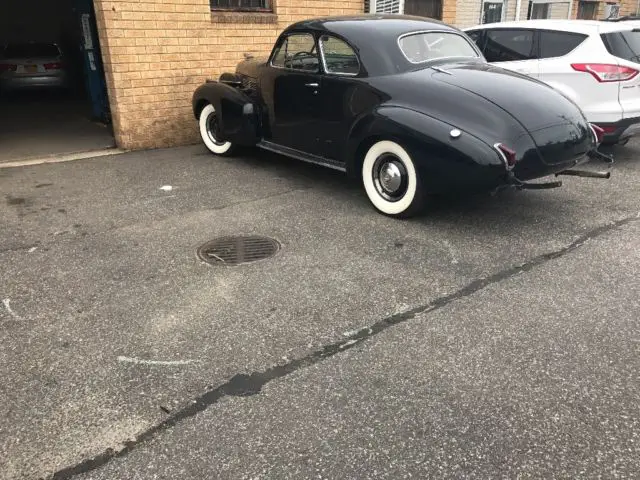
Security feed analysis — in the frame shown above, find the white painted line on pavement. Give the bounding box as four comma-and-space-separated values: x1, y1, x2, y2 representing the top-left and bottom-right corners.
0, 148, 127, 169
117, 356, 196, 366
2, 299, 23, 320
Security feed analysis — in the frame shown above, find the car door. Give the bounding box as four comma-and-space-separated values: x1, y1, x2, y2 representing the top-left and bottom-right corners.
482, 28, 540, 78
315, 33, 369, 162
260, 32, 324, 155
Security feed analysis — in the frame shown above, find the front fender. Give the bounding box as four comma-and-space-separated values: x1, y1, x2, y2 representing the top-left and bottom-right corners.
346, 106, 506, 193
192, 80, 259, 146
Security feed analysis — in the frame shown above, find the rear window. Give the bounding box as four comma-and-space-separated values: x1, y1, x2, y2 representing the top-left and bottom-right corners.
398, 32, 480, 64
2, 43, 60, 59
539, 31, 587, 58
601, 30, 640, 63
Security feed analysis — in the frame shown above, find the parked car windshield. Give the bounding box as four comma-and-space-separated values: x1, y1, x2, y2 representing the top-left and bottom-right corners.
3, 43, 60, 59
601, 30, 640, 63
398, 32, 480, 64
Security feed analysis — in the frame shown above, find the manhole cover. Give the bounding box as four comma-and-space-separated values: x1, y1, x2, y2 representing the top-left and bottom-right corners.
197, 235, 280, 266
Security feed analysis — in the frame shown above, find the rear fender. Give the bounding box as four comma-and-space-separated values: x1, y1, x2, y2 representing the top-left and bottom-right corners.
346, 106, 505, 191
192, 80, 259, 146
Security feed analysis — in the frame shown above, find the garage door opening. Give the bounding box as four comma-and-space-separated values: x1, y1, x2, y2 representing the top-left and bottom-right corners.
0, 0, 114, 164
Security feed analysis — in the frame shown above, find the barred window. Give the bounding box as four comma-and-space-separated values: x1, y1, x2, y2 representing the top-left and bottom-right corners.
210, 0, 272, 11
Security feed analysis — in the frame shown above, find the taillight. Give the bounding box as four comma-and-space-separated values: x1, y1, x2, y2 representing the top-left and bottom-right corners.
571, 63, 639, 82
44, 62, 62, 70
589, 124, 605, 143
494, 143, 517, 169
0, 63, 17, 72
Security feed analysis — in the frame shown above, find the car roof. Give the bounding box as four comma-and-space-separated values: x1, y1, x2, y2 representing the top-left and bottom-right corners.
280, 14, 468, 76
284, 14, 457, 38
464, 19, 637, 34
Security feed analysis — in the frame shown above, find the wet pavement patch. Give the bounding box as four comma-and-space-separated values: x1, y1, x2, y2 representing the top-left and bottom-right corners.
5, 195, 26, 206
197, 235, 280, 266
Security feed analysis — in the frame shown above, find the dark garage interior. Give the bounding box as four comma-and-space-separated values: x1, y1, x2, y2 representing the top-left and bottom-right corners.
0, 0, 115, 163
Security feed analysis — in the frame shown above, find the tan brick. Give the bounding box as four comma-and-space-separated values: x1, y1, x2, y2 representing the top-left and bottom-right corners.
95, 0, 364, 150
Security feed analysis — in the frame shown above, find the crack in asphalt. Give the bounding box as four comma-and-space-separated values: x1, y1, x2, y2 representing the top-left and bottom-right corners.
49, 213, 640, 480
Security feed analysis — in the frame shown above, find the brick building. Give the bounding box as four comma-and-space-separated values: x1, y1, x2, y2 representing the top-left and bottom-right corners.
91, 0, 364, 150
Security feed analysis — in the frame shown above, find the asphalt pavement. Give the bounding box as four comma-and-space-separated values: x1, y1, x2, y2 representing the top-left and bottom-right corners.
1, 141, 638, 479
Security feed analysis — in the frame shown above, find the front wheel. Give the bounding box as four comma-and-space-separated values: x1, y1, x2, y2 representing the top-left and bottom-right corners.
199, 103, 235, 156
361, 140, 425, 218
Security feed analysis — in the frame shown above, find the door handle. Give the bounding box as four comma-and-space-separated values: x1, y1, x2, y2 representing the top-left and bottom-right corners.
305, 82, 319, 87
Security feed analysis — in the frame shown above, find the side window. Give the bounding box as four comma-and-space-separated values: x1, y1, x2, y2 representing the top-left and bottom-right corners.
539, 31, 586, 59
271, 38, 288, 67
466, 29, 486, 52
484, 29, 537, 62
319, 35, 360, 75
270, 33, 319, 72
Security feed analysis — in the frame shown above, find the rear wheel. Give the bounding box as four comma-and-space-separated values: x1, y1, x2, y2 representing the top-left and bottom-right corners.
199, 104, 235, 156
361, 140, 425, 218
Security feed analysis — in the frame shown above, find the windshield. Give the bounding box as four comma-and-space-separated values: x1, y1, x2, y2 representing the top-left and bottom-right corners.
3, 43, 60, 59
398, 32, 480, 64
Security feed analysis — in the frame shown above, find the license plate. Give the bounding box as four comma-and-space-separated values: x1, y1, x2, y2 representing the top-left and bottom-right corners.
25, 65, 38, 73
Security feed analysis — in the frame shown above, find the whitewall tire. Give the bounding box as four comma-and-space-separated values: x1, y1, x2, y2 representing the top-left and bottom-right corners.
199, 103, 234, 155
361, 140, 424, 218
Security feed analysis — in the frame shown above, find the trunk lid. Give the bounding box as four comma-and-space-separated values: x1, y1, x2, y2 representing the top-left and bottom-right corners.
431, 62, 593, 165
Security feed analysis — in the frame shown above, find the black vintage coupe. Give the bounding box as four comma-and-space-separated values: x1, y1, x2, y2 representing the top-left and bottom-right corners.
192, 15, 610, 217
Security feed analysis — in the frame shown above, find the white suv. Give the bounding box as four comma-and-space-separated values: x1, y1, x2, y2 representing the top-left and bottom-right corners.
464, 20, 640, 145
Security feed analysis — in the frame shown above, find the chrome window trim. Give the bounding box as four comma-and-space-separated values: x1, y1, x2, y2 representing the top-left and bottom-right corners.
269, 32, 320, 73
318, 34, 361, 77
397, 29, 482, 65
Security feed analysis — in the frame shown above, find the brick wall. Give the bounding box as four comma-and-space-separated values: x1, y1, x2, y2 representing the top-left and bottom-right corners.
93, 0, 363, 150
442, 0, 457, 24
455, 0, 481, 28
548, 3, 570, 20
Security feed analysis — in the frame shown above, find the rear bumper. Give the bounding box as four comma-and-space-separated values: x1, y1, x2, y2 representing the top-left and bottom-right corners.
594, 116, 640, 144
0, 74, 68, 90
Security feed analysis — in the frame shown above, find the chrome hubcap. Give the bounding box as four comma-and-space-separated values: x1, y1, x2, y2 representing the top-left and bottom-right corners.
206, 113, 226, 146
379, 162, 402, 194
372, 154, 408, 202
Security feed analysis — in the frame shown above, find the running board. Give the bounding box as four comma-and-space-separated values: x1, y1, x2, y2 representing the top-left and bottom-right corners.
516, 180, 563, 190
257, 141, 346, 172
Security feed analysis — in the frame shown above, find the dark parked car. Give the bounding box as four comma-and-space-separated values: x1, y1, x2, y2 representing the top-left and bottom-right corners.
192, 15, 610, 217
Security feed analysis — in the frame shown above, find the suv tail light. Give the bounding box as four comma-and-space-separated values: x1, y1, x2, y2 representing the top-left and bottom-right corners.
571, 63, 639, 82
44, 62, 62, 70
494, 143, 517, 169
0, 63, 17, 72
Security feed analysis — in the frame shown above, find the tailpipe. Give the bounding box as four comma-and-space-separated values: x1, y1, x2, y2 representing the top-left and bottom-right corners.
556, 169, 611, 179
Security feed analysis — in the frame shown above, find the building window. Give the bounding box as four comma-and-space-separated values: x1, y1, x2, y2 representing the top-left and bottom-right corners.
577, 1, 597, 19
481, 1, 504, 24
367, 0, 443, 19
404, 0, 443, 19
530, 3, 550, 19
210, 0, 272, 11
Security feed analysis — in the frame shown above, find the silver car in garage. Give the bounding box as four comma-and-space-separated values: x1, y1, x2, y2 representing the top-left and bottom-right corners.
0, 42, 69, 91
